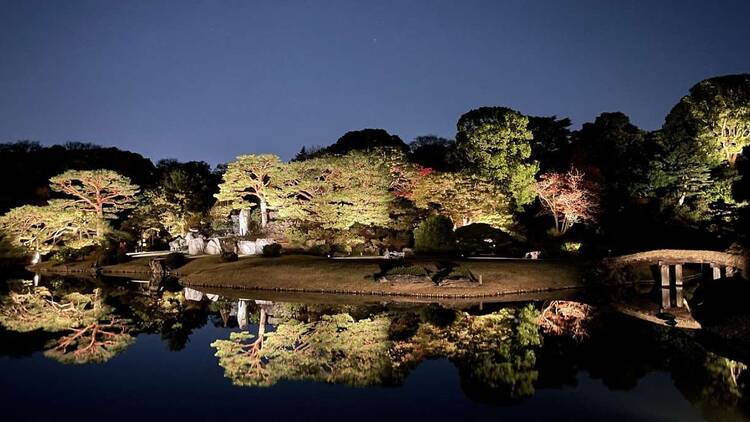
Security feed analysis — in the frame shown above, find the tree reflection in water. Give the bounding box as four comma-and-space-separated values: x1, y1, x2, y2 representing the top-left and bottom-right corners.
212, 303, 542, 400
0, 282, 134, 363
1, 277, 750, 419
0, 277, 210, 362
213, 310, 397, 387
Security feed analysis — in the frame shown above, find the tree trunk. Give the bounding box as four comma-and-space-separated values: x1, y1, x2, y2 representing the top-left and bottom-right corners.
259, 199, 268, 228
728, 153, 738, 167
258, 307, 268, 338
95, 211, 105, 239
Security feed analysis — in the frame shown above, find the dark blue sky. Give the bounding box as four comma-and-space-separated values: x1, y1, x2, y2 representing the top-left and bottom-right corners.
2, 0, 749, 165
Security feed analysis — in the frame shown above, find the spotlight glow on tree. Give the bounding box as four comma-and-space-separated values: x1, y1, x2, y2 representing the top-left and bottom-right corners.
215, 154, 283, 227
49, 170, 139, 238
455, 106, 539, 207
535, 168, 601, 235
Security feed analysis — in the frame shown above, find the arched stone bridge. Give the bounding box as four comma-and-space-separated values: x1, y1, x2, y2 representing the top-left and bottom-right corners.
603, 249, 748, 309
604, 249, 747, 276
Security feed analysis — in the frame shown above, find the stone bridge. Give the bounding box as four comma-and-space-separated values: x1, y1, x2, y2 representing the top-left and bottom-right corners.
603, 249, 748, 309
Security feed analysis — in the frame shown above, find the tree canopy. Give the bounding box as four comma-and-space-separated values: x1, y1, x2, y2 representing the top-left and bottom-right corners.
642, 75, 750, 226
214, 154, 283, 227
407, 169, 514, 229
455, 107, 539, 208
297, 128, 408, 159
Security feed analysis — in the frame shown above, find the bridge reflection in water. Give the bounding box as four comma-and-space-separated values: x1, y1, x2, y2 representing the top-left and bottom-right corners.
602, 249, 747, 328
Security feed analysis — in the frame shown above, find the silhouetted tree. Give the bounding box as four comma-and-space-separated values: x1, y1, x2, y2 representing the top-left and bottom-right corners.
300, 128, 407, 159
408, 135, 457, 171
528, 116, 572, 172
0, 142, 154, 213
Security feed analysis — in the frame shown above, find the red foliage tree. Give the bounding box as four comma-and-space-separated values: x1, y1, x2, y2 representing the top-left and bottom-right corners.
535, 168, 600, 235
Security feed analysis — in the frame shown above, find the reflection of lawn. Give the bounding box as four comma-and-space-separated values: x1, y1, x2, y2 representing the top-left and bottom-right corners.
175, 255, 581, 298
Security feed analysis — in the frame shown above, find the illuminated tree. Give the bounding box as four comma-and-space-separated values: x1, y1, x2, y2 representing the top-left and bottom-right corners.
643, 75, 750, 224
455, 107, 539, 207
49, 170, 139, 238
275, 152, 395, 235
126, 188, 201, 240
665, 74, 750, 166
0, 200, 98, 254
215, 154, 283, 227
407, 170, 514, 229
535, 168, 601, 235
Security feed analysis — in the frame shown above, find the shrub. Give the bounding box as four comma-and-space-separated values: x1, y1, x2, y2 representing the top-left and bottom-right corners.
350, 243, 366, 256
331, 244, 351, 257
385, 265, 428, 277
94, 239, 130, 266
262, 243, 282, 257
309, 244, 332, 256
443, 268, 475, 281
51, 245, 97, 265
413, 215, 456, 255
455, 223, 516, 256
50, 247, 80, 264
220, 251, 238, 262
164, 252, 187, 269
561, 242, 582, 253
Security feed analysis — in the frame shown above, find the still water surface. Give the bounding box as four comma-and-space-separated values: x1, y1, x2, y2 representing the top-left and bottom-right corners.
0, 274, 747, 421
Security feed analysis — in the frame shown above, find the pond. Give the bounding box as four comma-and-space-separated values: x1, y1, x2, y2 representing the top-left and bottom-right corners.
0, 273, 748, 422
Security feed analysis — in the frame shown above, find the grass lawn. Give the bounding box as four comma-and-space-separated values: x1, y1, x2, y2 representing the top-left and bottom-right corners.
173, 254, 582, 298
33, 254, 584, 299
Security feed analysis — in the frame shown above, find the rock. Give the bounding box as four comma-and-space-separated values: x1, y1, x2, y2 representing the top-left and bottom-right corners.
187, 238, 205, 255
238, 208, 251, 236
255, 238, 271, 253
524, 251, 541, 259
237, 240, 257, 255
183, 287, 204, 302
169, 236, 186, 252
384, 251, 405, 259
205, 238, 222, 255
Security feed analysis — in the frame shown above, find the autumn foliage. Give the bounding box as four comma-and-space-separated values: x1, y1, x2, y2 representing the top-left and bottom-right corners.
535, 168, 600, 235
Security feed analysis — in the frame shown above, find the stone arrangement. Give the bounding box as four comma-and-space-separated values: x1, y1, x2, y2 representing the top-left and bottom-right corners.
173, 233, 273, 257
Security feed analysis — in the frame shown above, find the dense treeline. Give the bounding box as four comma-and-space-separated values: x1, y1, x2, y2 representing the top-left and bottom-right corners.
1, 74, 749, 262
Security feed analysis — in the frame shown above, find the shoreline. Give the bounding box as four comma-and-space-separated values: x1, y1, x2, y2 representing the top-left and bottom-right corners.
30, 254, 586, 299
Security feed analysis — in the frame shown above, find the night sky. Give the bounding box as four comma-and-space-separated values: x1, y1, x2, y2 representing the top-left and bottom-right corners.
2, 0, 749, 165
